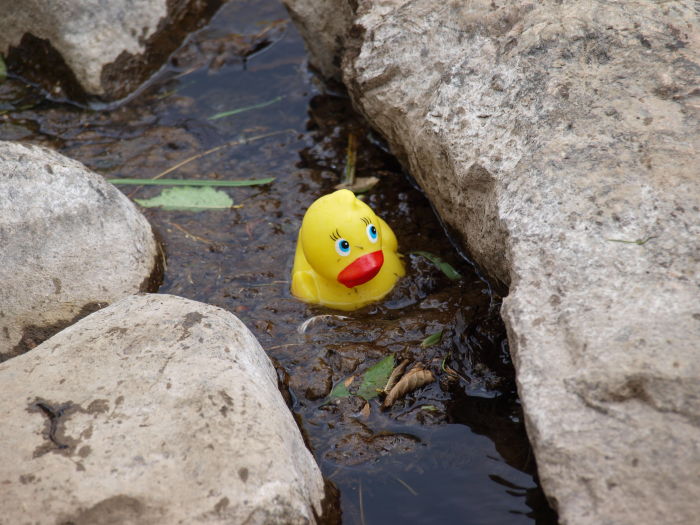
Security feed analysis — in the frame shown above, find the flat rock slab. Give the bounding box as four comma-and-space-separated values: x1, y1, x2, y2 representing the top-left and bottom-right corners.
282, 0, 700, 523
0, 141, 159, 361
0, 0, 222, 101
0, 293, 325, 524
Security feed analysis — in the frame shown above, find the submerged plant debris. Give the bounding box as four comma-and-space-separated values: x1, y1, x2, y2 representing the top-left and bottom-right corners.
0, 1, 556, 523
134, 186, 235, 211
330, 354, 395, 401
383, 363, 436, 408
421, 330, 443, 348
412, 251, 463, 281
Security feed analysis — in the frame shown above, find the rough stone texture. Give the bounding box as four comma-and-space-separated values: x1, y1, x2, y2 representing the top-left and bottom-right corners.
0, 141, 159, 361
282, 0, 700, 523
0, 293, 325, 524
0, 0, 222, 101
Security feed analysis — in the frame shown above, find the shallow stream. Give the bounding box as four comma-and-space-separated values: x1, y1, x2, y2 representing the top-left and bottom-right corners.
0, 1, 556, 523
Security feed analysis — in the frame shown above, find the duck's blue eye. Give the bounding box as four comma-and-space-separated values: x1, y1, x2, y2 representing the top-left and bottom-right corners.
335, 238, 351, 256
366, 223, 378, 243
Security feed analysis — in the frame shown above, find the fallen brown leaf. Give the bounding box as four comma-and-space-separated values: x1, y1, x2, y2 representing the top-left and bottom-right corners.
384, 359, 410, 394
383, 365, 435, 408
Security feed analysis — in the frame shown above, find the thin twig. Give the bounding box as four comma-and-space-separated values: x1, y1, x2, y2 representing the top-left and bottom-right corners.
343, 132, 357, 186
166, 221, 215, 244
154, 130, 293, 181
391, 474, 419, 496
358, 479, 366, 525
265, 343, 305, 351
127, 129, 294, 197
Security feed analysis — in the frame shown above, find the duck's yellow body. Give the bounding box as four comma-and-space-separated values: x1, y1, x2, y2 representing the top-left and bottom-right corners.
291, 189, 405, 311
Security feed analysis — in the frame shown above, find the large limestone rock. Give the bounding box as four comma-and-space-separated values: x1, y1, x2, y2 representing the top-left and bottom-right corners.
282, 0, 700, 523
0, 293, 325, 524
0, 141, 159, 361
0, 0, 222, 101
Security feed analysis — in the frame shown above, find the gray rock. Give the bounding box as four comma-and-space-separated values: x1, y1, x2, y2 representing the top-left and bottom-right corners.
0, 0, 221, 100
282, 0, 700, 523
0, 141, 158, 361
0, 293, 325, 524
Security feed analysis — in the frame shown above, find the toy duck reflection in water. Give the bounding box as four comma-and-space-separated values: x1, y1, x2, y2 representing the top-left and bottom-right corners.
291, 189, 405, 311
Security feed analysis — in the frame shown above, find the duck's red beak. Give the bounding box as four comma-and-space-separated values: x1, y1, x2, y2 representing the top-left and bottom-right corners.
337, 250, 384, 288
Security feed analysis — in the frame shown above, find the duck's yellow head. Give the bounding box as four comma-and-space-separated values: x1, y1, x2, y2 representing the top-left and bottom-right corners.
300, 189, 385, 288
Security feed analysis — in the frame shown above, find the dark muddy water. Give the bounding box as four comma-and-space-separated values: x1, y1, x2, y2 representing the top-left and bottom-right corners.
0, 1, 556, 523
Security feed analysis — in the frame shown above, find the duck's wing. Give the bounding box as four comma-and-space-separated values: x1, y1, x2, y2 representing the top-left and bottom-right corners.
291, 232, 320, 302
291, 270, 320, 302
378, 216, 398, 252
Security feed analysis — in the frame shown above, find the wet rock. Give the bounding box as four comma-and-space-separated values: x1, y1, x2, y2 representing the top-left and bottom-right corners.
282, 1, 700, 523
0, 293, 325, 524
0, 0, 222, 101
0, 141, 158, 361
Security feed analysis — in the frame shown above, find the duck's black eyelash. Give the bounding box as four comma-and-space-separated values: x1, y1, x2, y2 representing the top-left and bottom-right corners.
361, 217, 370, 225
330, 229, 342, 241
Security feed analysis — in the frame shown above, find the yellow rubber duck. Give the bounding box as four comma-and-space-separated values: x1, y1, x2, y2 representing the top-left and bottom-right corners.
291, 189, 405, 310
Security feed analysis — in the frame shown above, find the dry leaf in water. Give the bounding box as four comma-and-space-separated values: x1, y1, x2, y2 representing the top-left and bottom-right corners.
360, 402, 371, 419
335, 176, 380, 193
383, 365, 435, 408
384, 359, 410, 394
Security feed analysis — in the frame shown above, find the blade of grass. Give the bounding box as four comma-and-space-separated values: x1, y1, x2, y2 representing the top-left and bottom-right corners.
0, 54, 6, 83
343, 132, 357, 186
109, 177, 274, 187
358, 479, 366, 525
392, 475, 419, 496
208, 96, 283, 120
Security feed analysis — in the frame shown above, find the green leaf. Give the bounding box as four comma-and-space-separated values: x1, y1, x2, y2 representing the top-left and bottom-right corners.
411, 251, 463, 280
109, 177, 274, 187
208, 96, 283, 120
134, 186, 233, 211
329, 354, 396, 401
421, 330, 443, 348
0, 54, 6, 84
357, 355, 395, 400
329, 381, 351, 399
